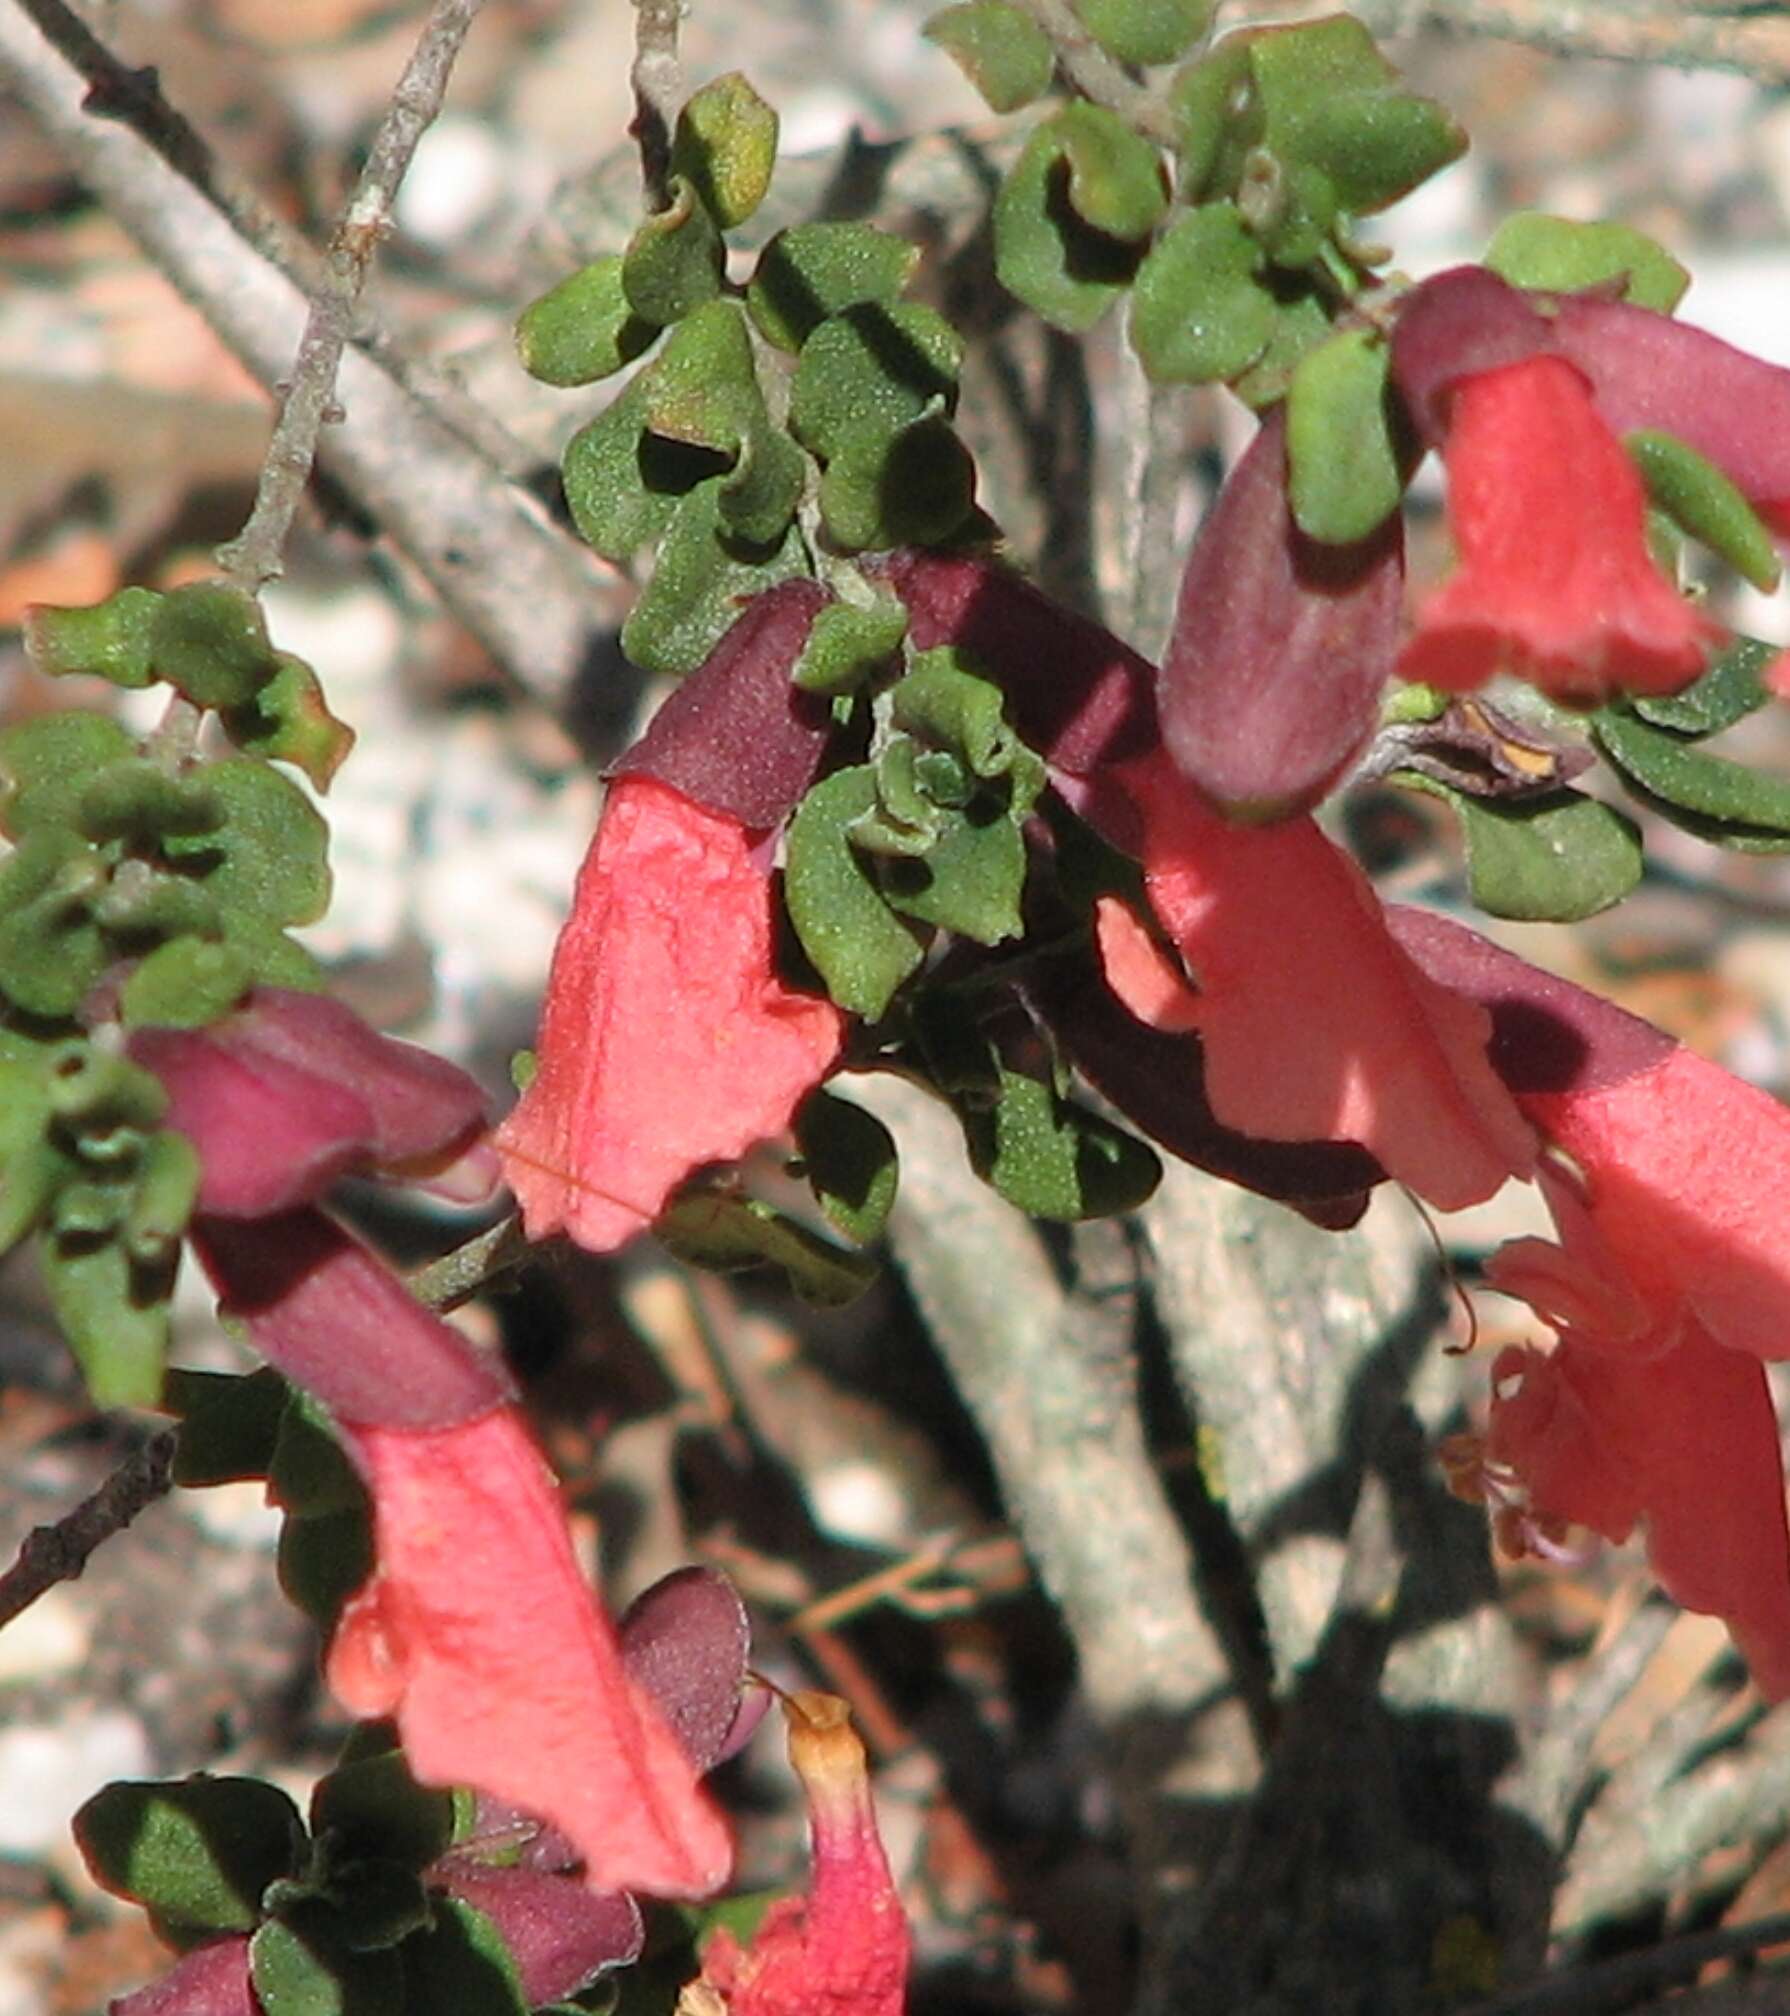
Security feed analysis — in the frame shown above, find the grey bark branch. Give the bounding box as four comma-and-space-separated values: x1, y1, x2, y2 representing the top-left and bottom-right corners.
217, 0, 490, 591
0, 0, 618, 711
1340, 0, 1790, 82
0, 1431, 176, 1633
630, 0, 684, 211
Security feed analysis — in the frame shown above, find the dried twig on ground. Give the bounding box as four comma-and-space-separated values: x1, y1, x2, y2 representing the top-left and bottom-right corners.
0, 1430, 177, 1634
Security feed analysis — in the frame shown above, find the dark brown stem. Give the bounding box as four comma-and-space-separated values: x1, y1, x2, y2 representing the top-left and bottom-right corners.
0, 1430, 177, 1634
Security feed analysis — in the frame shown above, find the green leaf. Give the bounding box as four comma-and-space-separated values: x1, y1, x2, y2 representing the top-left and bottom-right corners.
619, 480, 808, 679
1631, 633, 1773, 736
42, 1232, 174, 1407
24, 587, 164, 689
149, 582, 281, 710
1399, 773, 1643, 921
1052, 101, 1169, 240
120, 935, 253, 1030
965, 1063, 1162, 1220
1595, 703, 1790, 848
75, 1776, 304, 1939
77, 760, 221, 846
882, 803, 1029, 944
161, 756, 331, 930
279, 1507, 374, 1629
622, 177, 726, 327
791, 594, 908, 697
122, 1128, 202, 1266
785, 766, 927, 1019
94, 867, 223, 946
272, 1392, 367, 1521
1077, 0, 1211, 66
401, 1897, 531, 2016
0, 710, 135, 840
720, 426, 808, 546
671, 72, 779, 229
924, 1, 1055, 112
1168, 36, 1263, 202
789, 302, 963, 461
250, 1917, 404, 2016
44, 1040, 168, 1132
890, 649, 1027, 778
1228, 275, 1332, 407
226, 919, 328, 993
563, 384, 690, 565
794, 1089, 899, 1244
816, 409, 978, 551
1483, 212, 1689, 314
747, 222, 922, 354
640, 299, 764, 452
1250, 14, 1466, 217
1285, 324, 1401, 542
164, 1366, 289, 1487
0, 1057, 62, 1252
993, 113, 1154, 333
1627, 430, 1782, 594
1129, 200, 1274, 385
0, 830, 108, 1017
657, 1187, 879, 1307
516, 255, 658, 387
311, 1751, 456, 1871
220, 655, 356, 793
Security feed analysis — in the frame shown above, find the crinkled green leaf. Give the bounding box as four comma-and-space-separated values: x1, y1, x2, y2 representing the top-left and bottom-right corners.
747, 222, 922, 354
1631, 634, 1773, 736
853, 736, 949, 857
1053, 101, 1169, 239
164, 1365, 289, 1488
890, 648, 1027, 778
45, 1040, 168, 1132
658, 1187, 879, 1307
54, 1173, 138, 1240
640, 300, 764, 451
1077, 0, 1212, 67
1483, 212, 1689, 314
619, 480, 808, 678
0, 710, 135, 840
1595, 703, 1790, 847
77, 760, 221, 846
671, 71, 779, 229
719, 425, 807, 546
76, 1776, 304, 1943
622, 177, 726, 327
122, 1128, 202, 1266
964, 1064, 1162, 1219
1237, 150, 1339, 270
95, 867, 223, 945
1286, 323, 1401, 542
279, 1506, 374, 1629
1228, 275, 1332, 407
1627, 430, 1782, 594
0, 830, 108, 1017
993, 114, 1152, 332
1250, 14, 1466, 217
42, 1230, 174, 1407
882, 803, 1029, 944
785, 765, 927, 1018
220, 655, 356, 793
516, 255, 658, 387
562, 385, 689, 565
24, 587, 163, 689
1169, 36, 1262, 202
791, 594, 908, 697
923, 1, 1055, 112
789, 301, 963, 461
1399, 772, 1642, 921
226, 919, 328, 993
250, 1917, 403, 2016
402, 1897, 530, 2016
120, 934, 253, 1030
817, 408, 977, 551
1129, 199, 1274, 385
269, 1862, 430, 1955
310, 1751, 456, 1872
0, 1057, 61, 1252
272, 1391, 366, 1521
794, 1089, 899, 1244
160, 757, 331, 929
149, 582, 281, 711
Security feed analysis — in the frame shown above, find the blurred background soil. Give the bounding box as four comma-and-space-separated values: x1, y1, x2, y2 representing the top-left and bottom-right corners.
6, 3, 1790, 2010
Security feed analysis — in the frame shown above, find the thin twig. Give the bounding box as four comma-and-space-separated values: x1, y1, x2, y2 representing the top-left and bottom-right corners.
630, 0, 684, 212
1004, 0, 1178, 142
215, 0, 488, 590
1459, 1911, 1790, 2016
0, 1431, 177, 1634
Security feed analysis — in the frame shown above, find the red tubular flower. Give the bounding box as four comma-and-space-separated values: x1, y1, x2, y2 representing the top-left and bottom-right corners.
1095, 751, 1534, 1212
495, 774, 844, 1254
1397, 352, 1714, 703
110, 1938, 258, 2016
698, 1692, 909, 2016
325, 1406, 733, 1900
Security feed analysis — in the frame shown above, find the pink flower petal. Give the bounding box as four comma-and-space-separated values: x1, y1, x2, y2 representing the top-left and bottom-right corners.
327, 1407, 733, 1900
496, 777, 844, 1254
